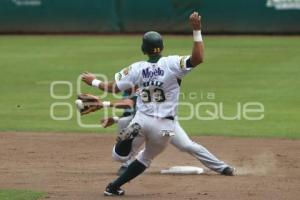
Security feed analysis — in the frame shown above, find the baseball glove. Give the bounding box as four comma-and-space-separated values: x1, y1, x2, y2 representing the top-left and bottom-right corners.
76, 93, 101, 115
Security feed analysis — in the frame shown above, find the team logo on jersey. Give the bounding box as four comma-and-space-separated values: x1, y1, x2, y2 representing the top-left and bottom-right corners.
115, 66, 132, 81
180, 56, 188, 69
142, 67, 164, 79
115, 72, 122, 81
122, 66, 132, 76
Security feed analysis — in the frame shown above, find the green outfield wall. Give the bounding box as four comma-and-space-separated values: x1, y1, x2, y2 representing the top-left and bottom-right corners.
0, 0, 300, 33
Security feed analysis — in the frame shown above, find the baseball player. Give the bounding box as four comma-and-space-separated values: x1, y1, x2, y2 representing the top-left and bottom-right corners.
81, 12, 229, 196
98, 93, 234, 177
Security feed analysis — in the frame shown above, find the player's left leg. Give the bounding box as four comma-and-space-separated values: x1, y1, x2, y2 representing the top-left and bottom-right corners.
170, 120, 234, 175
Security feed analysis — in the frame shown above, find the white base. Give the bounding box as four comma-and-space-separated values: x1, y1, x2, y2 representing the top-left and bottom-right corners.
160, 166, 204, 175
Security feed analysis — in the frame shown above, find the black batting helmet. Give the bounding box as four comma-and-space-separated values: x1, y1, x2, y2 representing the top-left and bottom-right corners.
141, 31, 164, 55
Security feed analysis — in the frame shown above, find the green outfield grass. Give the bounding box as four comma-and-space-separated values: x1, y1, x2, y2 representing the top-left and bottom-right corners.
0, 189, 45, 200
0, 35, 299, 138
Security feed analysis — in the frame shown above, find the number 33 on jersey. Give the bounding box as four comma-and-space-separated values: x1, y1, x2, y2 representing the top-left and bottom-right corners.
115, 55, 193, 118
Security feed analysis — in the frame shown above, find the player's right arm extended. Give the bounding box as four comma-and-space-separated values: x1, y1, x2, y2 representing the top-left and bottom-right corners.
98, 80, 121, 93
81, 72, 121, 93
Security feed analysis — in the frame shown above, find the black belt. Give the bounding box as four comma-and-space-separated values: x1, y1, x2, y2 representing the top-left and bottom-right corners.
143, 112, 174, 121
165, 116, 174, 120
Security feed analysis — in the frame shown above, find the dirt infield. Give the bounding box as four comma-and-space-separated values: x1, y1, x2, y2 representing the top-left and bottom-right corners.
0, 132, 299, 200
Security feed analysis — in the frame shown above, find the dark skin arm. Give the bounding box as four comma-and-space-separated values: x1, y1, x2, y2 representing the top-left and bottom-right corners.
95, 98, 134, 110
189, 12, 204, 67
100, 98, 135, 128
81, 72, 121, 93
82, 13, 203, 89
101, 117, 116, 128
111, 99, 134, 109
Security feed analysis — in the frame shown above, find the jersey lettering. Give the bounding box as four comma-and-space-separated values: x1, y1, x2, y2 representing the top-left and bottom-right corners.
142, 67, 164, 79
142, 80, 163, 87
141, 87, 166, 103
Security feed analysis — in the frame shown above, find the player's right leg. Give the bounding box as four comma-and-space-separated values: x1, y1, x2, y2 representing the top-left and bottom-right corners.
116, 115, 134, 135
112, 122, 144, 166
112, 115, 145, 175
117, 133, 145, 175
170, 120, 235, 175
112, 132, 145, 173
105, 112, 174, 196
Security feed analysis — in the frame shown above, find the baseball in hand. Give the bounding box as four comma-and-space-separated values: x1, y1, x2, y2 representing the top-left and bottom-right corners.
189, 12, 201, 30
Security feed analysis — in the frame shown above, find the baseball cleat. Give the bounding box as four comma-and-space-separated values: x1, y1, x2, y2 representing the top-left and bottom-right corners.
104, 183, 125, 196
221, 166, 235, 176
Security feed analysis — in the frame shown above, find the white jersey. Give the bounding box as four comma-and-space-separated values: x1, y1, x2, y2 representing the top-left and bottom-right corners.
115, 55, 192, 118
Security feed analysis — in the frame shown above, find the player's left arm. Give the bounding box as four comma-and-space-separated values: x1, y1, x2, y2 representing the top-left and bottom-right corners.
189, 12, 204, 67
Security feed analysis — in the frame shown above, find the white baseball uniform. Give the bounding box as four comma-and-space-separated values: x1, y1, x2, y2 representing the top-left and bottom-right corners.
113, 55, 228, 172
115, 55, 192, 167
